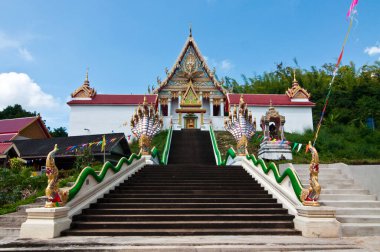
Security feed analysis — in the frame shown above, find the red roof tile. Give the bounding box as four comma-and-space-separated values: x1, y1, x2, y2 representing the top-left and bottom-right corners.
227, 94, 315, 107
0, 133, 17, 142
67, 94, 158, 105
0, 117, 37, 134
0, 142, 13, 155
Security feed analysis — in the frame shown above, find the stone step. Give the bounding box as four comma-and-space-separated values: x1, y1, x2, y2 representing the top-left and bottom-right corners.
104, 192, 271, 198
336, 208, 380, 215
301, 179, 355, 185
74, 214, 294, 222
303, 184, 362, 189
82, 208, 290, 215
337, 215, 380, 223
62, 228, 301, 236
70, 220, 295, 229
298, 174, 350, 180
97, 198, 277, 204
322, 189, 370, 195
341, 223, 380, 236
319, 194, 376, 201
90, 202, 284, 209
293, 168, 342, 175
321, 201, 380, 208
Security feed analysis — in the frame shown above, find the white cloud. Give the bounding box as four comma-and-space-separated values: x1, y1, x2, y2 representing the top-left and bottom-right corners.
0, 72, 58, 111
0, 31, 34, 62
18, 48, 34, 61
204, 56, 234, 73
0, 32, 20, 49
364, 45, 380, 56
220, 59, 233, 71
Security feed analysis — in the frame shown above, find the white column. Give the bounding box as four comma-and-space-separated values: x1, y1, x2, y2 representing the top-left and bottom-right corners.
158, 101, 161, 116
220, 99, 224, 116
168, 98, 171, 116
178, 95, 181, 108
200, 92, 203, 107
210, 98, 214, 117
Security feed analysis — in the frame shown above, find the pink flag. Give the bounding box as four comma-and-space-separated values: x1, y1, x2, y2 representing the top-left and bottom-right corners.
346, 0, 358, 19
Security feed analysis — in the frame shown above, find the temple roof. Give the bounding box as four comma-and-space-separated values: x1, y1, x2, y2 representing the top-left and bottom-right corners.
153, 32, 227, 95
67, 94, 158, 105
71, 71, 97, 99
0, 116, 51, 142
227, 94, 315, 107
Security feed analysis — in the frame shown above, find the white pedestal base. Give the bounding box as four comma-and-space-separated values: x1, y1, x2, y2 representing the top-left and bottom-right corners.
294, 206, 340, 238
20, 207, 71, 239
258, 141, 293, 160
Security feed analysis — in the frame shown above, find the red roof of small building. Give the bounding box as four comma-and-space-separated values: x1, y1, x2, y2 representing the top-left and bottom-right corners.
0, 117, 51, 142
67, 94, 158, 105
0, 117, 36, 134
0, 133, 17, 142
227, 94, 315, 107
0, 142, 14, 155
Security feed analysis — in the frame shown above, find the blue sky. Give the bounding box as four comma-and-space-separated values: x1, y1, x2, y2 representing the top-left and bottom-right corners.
0, 0, 379, 129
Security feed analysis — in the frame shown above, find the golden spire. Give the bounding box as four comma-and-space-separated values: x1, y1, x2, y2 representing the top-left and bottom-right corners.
292, 69, 299, 87
84, 67, 89, 85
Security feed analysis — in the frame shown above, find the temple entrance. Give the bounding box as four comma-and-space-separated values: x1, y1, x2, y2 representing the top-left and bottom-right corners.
184, 114, 198, 129
186, 118, 195, 128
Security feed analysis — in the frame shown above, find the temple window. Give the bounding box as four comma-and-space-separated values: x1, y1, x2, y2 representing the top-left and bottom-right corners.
161, 104, 168, 116
213, 105, 220, 116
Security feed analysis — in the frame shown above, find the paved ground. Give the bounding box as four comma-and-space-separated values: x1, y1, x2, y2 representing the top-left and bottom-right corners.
1, 235, 380, 251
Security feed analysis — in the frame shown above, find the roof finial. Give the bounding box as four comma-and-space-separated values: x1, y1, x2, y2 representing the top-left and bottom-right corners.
293, 69, 296, 82
270, 99, 272, 107
84, 67, 89, 85
189, 23, 192, 37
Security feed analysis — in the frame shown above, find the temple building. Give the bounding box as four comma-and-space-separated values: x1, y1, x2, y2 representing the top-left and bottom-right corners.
67, 31, 314, 139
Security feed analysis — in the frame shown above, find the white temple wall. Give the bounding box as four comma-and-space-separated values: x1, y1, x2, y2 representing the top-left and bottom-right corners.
68, 105, 135, 140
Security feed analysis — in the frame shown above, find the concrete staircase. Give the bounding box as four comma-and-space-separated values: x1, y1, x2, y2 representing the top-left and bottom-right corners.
293, 164, 380, 236
62, 130, 300, 236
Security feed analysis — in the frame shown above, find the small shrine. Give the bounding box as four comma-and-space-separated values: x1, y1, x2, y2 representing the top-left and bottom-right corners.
258, 102, 292, 160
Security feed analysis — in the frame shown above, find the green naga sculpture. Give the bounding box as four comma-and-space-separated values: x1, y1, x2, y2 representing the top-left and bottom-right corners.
224, 95, 256, 155
130, 96, 163, 155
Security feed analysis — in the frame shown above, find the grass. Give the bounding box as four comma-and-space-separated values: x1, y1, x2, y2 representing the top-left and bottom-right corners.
0, 189, 45, 215
129, 130, 169, 155
216, 125, 380, 165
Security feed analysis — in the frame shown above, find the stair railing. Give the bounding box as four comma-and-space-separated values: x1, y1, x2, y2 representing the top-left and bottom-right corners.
209, 125, 222, 165
161, 126, 173, 165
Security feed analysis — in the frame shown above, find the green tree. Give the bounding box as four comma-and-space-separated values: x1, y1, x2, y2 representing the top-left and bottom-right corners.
0, 104, 36, 119
50, 127, 68, 137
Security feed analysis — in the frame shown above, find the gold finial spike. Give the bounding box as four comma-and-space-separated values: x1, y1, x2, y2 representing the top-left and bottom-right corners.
293, 69, 296, 82
143, 95, 147, 105
85, 67, 89, 82
270, 99, 272, 107
189, 23, 192, 37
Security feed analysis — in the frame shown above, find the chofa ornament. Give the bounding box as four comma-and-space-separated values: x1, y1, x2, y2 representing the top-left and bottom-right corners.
45, 144, 69, 208
131, 96, 163, 155
300, 141, 321, 206
224, 95, 256, 155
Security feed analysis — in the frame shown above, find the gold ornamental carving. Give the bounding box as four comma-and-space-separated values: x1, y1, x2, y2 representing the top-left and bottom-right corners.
300, 141, 321, 206
45, 145, 69, 208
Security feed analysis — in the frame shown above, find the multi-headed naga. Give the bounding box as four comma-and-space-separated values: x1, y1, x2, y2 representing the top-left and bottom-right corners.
224, 95, 256, 155
301, 141, 321, 206
45, 144, 69, 208
131, 96, 163, 155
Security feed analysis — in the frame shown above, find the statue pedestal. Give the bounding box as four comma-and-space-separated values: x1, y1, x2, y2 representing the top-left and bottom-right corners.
19, 207, 71, 239
258, 141, 292, 160
294, 206, 340, 237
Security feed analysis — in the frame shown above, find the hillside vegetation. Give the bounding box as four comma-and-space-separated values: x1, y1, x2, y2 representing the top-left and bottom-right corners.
216, 62, 380, 164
